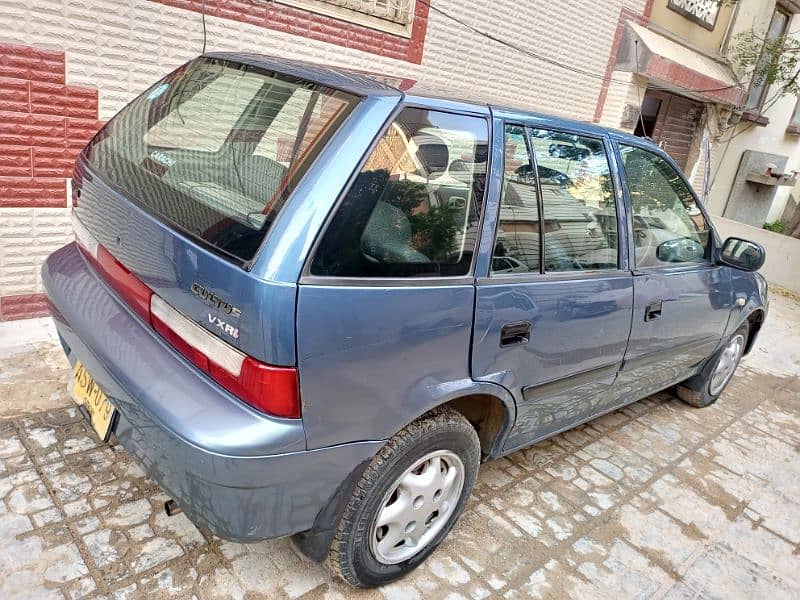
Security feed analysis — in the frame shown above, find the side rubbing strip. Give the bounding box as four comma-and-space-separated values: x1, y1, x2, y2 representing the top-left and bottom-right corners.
522, 363, 620, 403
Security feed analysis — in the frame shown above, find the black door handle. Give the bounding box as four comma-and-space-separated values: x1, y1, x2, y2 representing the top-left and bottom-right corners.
500, 321, 531, 347
645, 301, 662, 321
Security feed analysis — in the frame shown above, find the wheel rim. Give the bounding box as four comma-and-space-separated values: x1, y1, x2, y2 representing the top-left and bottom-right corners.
369, 449, 465, 565
709, 334, 745, 396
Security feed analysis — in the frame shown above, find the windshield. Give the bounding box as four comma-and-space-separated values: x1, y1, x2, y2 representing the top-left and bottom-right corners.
84, 57, 358, 262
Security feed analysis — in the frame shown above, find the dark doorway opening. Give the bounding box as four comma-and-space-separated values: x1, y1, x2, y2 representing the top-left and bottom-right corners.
634, 89, 703, 169
634, 95, 662, 138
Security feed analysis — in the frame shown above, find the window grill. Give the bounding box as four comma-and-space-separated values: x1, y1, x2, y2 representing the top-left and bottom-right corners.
319, 0, 414, 25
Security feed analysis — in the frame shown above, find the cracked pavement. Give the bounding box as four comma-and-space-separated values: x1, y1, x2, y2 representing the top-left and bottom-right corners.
0, 294, 799, 599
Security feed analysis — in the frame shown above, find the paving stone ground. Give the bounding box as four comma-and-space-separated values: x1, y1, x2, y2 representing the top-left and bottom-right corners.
1, 293, 799, 599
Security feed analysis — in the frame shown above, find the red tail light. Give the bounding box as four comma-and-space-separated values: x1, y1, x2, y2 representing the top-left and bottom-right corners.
73, 212, 300, 419
209, 359, 300, 419
96, 245, 152, 321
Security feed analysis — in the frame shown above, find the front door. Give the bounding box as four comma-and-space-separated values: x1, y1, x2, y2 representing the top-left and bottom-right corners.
472, 122, 634, 452
614, 141, 732, 400
634, 90, 703, 170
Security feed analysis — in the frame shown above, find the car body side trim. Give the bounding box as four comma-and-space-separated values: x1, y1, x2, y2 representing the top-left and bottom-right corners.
521, 362, 620, 403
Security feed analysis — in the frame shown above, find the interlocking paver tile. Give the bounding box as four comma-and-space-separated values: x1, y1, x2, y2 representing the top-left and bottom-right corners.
1, 296, 800, 598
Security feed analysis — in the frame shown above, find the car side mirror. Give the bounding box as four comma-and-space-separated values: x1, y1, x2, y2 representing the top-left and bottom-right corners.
656, 237, 705, 262
718, 237, 766, 272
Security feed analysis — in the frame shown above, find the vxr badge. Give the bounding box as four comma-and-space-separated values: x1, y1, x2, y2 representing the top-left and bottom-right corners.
208, 314, 240, 340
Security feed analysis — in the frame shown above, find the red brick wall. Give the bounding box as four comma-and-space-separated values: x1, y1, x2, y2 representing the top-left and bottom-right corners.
0, 42, 102, 208
151, 0, 430, 63
0, 42, 102, 320
0, 293, 51, 321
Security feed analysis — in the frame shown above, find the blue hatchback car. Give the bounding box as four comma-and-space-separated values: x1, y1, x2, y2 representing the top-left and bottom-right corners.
43, 53, 768, 587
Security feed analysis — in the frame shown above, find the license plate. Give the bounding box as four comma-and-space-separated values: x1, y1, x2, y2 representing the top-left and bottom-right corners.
71, 361, 116, 441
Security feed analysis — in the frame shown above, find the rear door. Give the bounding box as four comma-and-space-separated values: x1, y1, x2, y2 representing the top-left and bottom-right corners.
471, 120, 634, 452
613, 140, 732, 399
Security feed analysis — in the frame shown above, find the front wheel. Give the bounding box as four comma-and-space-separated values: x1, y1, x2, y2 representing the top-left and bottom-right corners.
677, 323, 748, 408
326, 408, 480, 587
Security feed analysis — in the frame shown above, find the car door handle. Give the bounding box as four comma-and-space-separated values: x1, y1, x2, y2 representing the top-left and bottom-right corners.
500, 321, 531, 347
644, 301, 662, 321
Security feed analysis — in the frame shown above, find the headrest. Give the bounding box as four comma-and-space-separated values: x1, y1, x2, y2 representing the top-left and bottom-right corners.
413, 133, 450, 175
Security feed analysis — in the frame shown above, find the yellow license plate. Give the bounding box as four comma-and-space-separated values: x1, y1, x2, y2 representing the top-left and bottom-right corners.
71, 361, 116, 441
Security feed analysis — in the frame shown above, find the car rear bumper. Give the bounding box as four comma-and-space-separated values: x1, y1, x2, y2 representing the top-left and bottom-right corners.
42, 243, 382, 541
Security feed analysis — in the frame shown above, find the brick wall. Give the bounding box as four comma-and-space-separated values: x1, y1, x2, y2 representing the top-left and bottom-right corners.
0, 0, 652, 320
0, 42, 102, 320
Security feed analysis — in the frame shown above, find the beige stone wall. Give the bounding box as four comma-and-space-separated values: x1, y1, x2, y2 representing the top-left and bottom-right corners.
649, 0, 735, 54
706, 9, 800, 221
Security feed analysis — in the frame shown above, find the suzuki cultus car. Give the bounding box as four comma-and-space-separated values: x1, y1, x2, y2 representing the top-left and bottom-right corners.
43, 54, 768, 587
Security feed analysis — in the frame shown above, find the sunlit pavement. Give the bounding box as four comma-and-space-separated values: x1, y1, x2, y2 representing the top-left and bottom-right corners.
1, 294, 798, 599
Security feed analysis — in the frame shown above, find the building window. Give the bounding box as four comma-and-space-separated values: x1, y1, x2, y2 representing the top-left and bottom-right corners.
325, 0, 413, 24
745, 8, 791, 112
275, 0, 416, 36
667, 0, 720, 31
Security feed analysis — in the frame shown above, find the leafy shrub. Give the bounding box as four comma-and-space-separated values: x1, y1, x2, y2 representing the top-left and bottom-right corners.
763, 221, 786, 233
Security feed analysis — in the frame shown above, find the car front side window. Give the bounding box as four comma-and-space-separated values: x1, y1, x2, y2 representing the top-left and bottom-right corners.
620, 144, 710, 268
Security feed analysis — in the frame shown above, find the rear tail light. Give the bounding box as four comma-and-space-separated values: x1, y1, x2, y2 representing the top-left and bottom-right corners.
74, 214, 151, 321
72, 212, 300, 419
151, 295, 300, 418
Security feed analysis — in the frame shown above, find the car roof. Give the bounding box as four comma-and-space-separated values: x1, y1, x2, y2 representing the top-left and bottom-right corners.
210, 52, 659, 152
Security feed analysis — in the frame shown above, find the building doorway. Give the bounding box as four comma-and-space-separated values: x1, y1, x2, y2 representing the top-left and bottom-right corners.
634, 89, 704, 170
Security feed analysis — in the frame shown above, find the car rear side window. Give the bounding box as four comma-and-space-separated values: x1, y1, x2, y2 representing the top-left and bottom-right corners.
84, 57, 357, 262
310, 107, 489, 277
619, 144, 710, 268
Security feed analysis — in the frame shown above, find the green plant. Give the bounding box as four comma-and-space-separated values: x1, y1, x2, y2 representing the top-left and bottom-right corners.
410, 204, 461, 260
763, 220, 786, 233
733, 31, 800, 99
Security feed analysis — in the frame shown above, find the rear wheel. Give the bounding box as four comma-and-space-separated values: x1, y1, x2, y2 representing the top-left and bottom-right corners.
677, 324, 748, 408
326, 408, 480, 587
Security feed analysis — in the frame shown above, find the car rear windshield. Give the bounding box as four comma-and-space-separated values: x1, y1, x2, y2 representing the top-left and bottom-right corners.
84, 57, 358, 262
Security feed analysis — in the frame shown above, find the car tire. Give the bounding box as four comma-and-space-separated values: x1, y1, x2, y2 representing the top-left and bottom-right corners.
676, 323, 749, 408
326, 407, 480, 588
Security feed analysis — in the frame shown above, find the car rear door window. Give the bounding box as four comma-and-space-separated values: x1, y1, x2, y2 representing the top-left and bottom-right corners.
491, 126, 619, 275
529, 130, 618, 272
310, 107, 489, 277
619, 144, 710, 268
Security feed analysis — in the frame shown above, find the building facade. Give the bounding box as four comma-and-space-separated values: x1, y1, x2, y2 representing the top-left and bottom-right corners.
602, 0, 800, 226
0, 0, 797, 319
